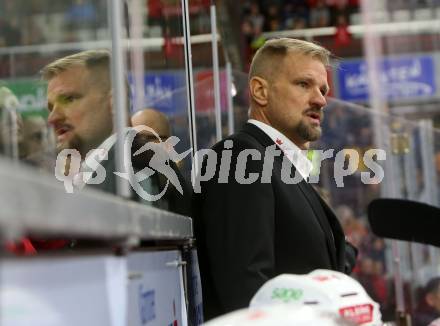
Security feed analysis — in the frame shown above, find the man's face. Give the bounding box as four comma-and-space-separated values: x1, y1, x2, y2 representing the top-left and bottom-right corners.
47, 65, 113, 157
265, 53, 329, 148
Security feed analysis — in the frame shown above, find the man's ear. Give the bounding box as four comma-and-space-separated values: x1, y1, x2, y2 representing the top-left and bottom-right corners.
249, 76, 269, 106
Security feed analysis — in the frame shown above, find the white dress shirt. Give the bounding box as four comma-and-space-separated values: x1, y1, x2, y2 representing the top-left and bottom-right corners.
248, 119, 313, 180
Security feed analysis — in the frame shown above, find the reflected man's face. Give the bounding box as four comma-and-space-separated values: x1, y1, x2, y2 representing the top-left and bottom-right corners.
47, 65, 113, 158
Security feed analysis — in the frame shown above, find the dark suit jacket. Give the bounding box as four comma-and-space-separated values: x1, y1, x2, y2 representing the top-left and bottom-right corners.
194, 123, 357, 320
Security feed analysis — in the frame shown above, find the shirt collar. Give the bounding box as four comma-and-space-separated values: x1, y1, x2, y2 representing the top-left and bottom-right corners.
248, 119, 313, 179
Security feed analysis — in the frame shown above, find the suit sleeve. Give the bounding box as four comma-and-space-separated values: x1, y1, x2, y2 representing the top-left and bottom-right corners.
199, 142, 275, 312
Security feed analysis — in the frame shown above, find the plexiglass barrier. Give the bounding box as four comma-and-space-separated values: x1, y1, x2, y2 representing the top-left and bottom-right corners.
360, 1, 440, 323
0, 0, 222, 216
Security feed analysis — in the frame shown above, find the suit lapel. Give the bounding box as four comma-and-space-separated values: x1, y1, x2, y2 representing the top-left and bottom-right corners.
316, 194, 346, 271
297, 181, 338, 269
242, 122, 340, 269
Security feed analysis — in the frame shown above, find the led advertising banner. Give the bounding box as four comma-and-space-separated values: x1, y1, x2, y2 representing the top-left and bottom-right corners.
1, 79, 47, 116
337, 55, 436, 102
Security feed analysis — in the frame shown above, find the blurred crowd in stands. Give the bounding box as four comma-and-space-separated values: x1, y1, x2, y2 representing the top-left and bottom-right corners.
0, 0, 213, 78
240, 0, 440, 64
337, 198, 440, 324
240, 0, 360, 63
312, 101, 391, 315
0, 0, 108, 47
335, 203, 392, 318
0, 0, 212, 48
242, 0, 359, 32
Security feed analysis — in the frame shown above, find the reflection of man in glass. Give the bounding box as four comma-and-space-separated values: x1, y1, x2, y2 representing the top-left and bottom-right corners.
43, 50, 114, 160
42, 49, 124, 194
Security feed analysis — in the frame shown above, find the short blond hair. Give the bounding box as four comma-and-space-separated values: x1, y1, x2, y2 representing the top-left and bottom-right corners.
41, 49, 111, 91
41, 49, 134, 114
249, 38, 331, 81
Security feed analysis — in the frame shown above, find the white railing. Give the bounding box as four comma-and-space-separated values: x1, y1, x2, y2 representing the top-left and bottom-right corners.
0, 157, 192, 243
262, 18, 440, 40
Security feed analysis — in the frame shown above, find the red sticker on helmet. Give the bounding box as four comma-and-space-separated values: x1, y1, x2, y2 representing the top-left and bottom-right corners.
339, 304, 373, 324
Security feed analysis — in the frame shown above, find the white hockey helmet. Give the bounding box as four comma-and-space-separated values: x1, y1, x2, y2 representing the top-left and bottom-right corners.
204, 304, 356, 326
250, 269, 382, 325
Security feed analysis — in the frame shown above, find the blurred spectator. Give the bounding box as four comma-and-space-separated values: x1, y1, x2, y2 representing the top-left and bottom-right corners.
331, 1, 350, 25
22, 116, 48, 154
0, 17, 22, 47
22, 115, 55, 170
65, 0, 97, 29
250, 25, 266, 53
0, 86, 23, 159
355, 257, 388, 307
413, 277, 440, 326
310, 0, 331, 27
321, 103, 348, 151
132, 108, 171, 140
334, 14, 351, 47
64, 0, 98, 42
247, 2, 265, 33
241, 18, 255, 64
241, 18, 254, 45
267, 17, 281, 32
335, 205, 367, 247
371, 259, 388, 305
147, 0, 164, 27
22, 17, 45, 46
281, 2, 295, 29
369, 237, 386, 267
283, 0, 309, 29
263, 4, 281, 31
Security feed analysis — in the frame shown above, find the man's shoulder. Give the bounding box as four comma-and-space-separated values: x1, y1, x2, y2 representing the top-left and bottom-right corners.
211, 124, 268, 153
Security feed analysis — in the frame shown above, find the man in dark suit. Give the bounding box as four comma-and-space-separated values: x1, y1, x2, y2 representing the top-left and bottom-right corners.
194, 38, 357, 320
